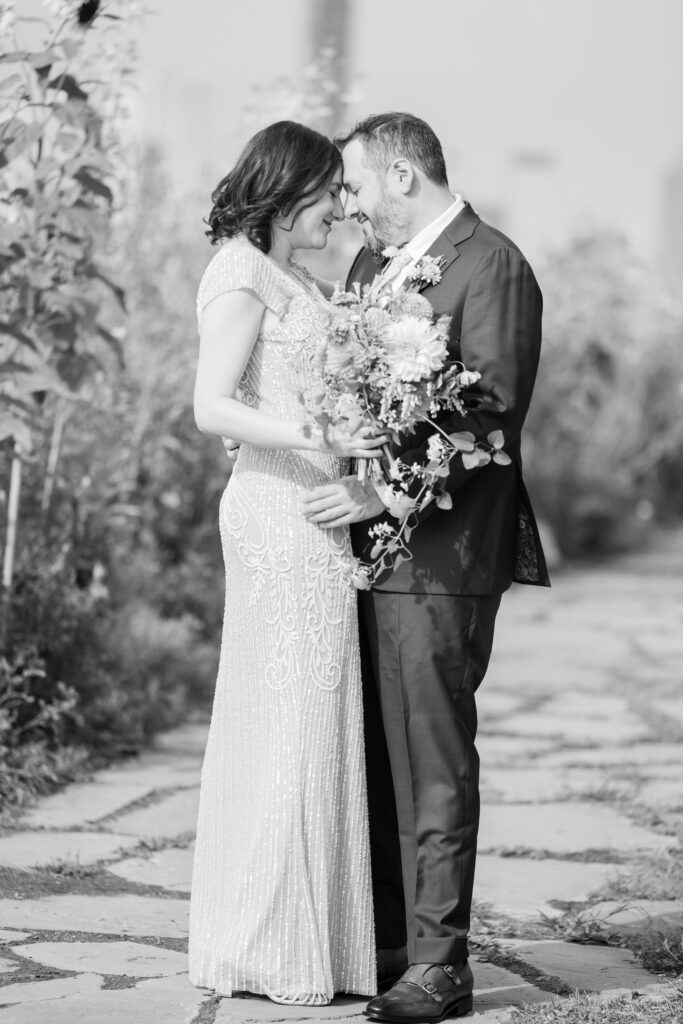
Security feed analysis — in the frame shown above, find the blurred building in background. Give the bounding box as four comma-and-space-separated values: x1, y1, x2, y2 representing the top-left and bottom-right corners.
659, 155, 683, 297
506, 150, 558, 267
135, 0, 683, 276
309, 0, 350, 136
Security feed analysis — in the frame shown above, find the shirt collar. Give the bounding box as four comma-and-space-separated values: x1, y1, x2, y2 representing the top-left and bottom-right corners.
405, 195, 466, 262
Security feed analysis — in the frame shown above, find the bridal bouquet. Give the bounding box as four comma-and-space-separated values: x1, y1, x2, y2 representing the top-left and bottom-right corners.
301, 272, 511, 588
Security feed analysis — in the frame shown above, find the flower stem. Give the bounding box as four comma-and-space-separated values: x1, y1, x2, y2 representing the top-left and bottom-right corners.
381, 443, 396, 467
417, 414, 453, 445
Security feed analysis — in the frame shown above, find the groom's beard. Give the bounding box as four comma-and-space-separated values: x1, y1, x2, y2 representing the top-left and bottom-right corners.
362, 184, 411, 257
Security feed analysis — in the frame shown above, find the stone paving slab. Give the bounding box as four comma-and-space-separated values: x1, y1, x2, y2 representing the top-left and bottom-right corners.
0, 973, 103, 1004
500, 939, 665, 992
654, 697, 683, 730
108, 845, 194, 893
20, 781, 153, 830
480, 767, 635, 803
475, 855, 615, 918
537, 743, 683, 768
13, 939, 188, 976
491, 630, 629, 666
96, 758, 203, 789
0, 894, 189, 938
0, 955, 19, 974
498, 712, 646, 745
638, 763, 683, 780
0, 976, 206, 1023
471, 962, 549, 1009
545, 694, 635, 720
634, 634, 683, 660
476, 691, 525, 719
635, 779, 683, 810
0, 831, 140, 869
0, 930, 30, 942
214, 993, 370, 1021
475, 735, 556, 765
152, 724, 209, 755
105, 787, 200, 840
490, 666, 619, 695
468, 1011, 516, 1023
479, 801, 676, 854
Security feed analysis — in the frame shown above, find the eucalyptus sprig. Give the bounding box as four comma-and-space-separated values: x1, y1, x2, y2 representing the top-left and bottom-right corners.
347, 428, 511, 589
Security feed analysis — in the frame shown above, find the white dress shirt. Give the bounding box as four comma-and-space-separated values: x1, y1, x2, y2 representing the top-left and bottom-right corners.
385, 195, 466, 293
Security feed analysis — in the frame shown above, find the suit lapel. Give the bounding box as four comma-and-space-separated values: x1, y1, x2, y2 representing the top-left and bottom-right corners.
347, 203, 480, 292
417, 202, 480, 291
346, 246, 385, 290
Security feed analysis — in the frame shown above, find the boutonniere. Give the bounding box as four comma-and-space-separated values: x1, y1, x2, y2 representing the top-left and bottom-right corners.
406, 254, 445, 288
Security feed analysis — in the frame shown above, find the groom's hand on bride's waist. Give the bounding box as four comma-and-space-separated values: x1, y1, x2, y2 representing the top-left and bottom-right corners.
222, 437, 240, 461
302, 475, 384, 528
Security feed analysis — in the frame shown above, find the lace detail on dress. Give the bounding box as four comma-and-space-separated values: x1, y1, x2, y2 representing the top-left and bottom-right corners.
221, 479, 291, 590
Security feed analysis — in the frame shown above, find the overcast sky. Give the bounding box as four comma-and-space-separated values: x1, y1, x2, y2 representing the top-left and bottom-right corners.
122, 0, 683, 265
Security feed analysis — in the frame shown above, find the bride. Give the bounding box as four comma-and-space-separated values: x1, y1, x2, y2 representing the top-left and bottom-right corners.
189, 121, 384, 1005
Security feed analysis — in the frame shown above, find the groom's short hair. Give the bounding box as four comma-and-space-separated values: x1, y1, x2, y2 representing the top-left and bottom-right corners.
335, 113, 448, 186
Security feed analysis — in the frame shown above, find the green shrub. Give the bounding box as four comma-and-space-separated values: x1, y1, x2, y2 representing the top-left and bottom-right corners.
0, 546, 220, 811
0, 647, 88, 812
92, 602, 217, 745
526, 234, 683, 556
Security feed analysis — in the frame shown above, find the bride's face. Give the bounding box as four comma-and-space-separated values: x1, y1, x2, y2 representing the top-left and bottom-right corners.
286, 168, 344, 250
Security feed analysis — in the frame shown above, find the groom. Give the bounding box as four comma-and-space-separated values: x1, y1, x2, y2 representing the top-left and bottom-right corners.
303, 112, 549, 1022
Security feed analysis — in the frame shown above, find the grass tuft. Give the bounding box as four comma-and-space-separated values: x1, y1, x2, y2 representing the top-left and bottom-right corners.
508, 983, 683, 1024
40, 858, 100, 880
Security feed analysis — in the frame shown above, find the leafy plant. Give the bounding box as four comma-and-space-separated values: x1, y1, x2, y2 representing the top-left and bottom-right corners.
0, 0, 137, 641
0, 644, 87, 811
0, 0, 129, 449
526, 234, 683, 555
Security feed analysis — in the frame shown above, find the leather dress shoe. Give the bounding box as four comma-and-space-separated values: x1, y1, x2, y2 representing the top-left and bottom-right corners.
365, 961, 474, 1022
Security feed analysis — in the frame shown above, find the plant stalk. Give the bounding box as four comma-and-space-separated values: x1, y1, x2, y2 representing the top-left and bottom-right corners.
1, 442, 23, 647
41, 398, 67, 527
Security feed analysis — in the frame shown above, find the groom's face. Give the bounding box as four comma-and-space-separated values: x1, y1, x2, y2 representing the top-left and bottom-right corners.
341, 139, 410, 255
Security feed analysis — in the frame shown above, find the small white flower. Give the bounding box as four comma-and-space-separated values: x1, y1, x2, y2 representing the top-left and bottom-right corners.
426, 435, 447, 462
456, 369, 481, 387
348, 564, 372, 590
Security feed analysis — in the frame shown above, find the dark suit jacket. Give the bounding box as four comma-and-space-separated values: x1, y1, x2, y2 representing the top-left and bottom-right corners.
348, 203, 550, 596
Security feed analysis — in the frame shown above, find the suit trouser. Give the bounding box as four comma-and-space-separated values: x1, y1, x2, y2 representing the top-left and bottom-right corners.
359, 589, 502, 965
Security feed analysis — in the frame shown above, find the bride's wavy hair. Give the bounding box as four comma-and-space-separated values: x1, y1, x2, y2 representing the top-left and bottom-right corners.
206, 121, 342, 252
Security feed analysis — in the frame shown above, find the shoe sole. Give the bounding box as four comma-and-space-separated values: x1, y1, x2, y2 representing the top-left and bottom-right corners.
365, 992, 473, 1022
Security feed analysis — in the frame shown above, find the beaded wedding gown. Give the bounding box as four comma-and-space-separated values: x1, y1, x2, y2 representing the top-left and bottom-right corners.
189, 237, 376, 1005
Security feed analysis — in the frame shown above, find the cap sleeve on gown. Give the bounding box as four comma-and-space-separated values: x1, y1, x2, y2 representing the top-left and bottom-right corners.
196, 239, 289, 328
